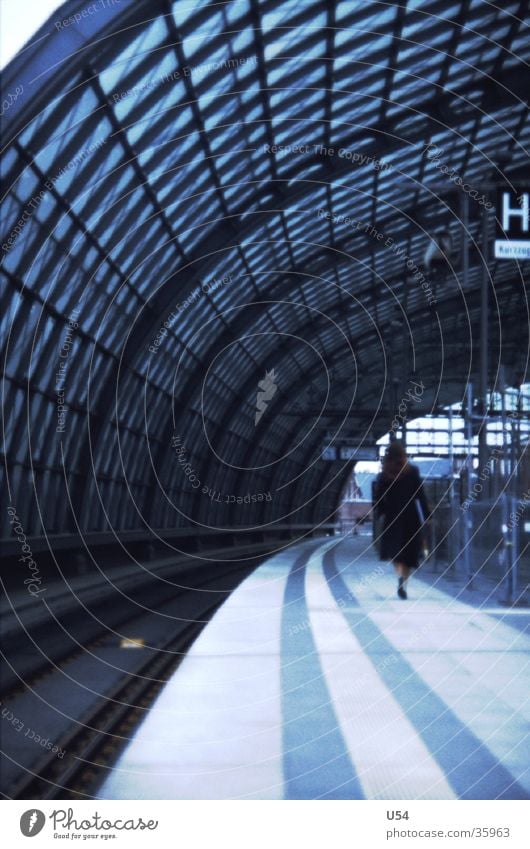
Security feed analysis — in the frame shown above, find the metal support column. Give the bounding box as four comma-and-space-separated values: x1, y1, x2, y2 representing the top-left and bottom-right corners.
448, 405, 457, 577
479, 199, 490, 479
463, 382, 474, 588
499, 366, 512, 603
509, 385, 522, 601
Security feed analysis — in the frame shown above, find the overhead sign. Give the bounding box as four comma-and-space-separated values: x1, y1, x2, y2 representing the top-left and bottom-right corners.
339, 445, 379, 461
322, 445, 379, 461
494, 188, 530, 259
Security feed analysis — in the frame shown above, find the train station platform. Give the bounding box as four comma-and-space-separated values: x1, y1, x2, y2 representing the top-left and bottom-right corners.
98, 536, 530, 801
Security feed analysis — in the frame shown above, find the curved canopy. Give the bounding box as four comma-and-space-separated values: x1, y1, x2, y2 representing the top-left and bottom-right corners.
2, 0, 529, 537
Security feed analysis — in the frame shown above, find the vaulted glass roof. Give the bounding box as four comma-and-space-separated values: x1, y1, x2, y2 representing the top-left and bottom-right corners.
1, 0, 529, 537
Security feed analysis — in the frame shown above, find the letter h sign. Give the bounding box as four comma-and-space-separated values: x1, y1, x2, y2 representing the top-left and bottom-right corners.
495, 188, 530, 260
502, 191, 529, 233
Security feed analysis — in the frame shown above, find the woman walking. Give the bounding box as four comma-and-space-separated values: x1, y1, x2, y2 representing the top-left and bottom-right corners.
374, 442, 431, 599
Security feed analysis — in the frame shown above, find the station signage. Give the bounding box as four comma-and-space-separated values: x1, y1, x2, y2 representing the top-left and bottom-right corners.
322, 445, 378, 461
339, 445, 379, 461
494, 188, 530, 259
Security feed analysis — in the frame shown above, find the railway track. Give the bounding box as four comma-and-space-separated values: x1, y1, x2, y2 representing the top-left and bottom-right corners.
1, 555, 262, 798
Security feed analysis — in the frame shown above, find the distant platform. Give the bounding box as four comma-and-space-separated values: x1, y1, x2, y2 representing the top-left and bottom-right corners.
98, 537, 530, 800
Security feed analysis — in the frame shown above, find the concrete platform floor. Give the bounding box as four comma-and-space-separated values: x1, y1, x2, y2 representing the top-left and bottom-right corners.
97, 535, 530, 800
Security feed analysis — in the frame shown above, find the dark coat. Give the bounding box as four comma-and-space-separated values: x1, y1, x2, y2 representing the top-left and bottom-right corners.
373, 463, 431, 568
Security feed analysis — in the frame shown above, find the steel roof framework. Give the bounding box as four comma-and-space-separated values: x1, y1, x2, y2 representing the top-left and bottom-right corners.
1, 0, 529, 536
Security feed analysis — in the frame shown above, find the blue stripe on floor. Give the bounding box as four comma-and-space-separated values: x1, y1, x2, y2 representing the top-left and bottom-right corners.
490, 613, 530, 637
323, 545, 529, 800
281, 544, 364, 799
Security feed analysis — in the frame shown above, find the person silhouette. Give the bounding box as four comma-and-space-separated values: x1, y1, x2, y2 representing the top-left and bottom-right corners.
374, 442, 431, 599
